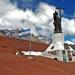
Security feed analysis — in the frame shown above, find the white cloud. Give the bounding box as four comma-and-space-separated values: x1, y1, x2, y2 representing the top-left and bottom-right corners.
3, 2, 55, 25
62, 18, 75, 35
0, 18, 3, 24
37, 3, 55, 19
0, 0, 16, 16
0, 0, 75, 37
0, 1, 55, 32
65, 40, 75, 44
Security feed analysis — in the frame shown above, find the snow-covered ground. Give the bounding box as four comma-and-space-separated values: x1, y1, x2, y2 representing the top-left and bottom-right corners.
16, 51, 42, 56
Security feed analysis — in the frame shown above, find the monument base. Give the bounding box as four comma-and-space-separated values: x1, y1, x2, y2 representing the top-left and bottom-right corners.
52, 33, 68, 62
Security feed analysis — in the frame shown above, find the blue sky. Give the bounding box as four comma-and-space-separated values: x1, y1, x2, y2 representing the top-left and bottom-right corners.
10, 0, 75, 18
0, 0, 75, 43
9, 0, 75, 42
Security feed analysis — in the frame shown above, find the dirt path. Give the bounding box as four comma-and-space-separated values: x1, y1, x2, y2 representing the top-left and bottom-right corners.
0, 53, 75, 75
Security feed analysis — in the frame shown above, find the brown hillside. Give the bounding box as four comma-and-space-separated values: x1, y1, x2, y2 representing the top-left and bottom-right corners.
0, 36, 49, 53
0, 36, 75, 75
0, 53, 75, 75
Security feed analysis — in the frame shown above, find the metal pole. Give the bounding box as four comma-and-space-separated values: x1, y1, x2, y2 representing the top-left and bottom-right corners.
29, 32, 32, 56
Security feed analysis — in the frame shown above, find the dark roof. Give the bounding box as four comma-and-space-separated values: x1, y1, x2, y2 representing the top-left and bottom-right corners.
64, 43, 75, 50
69, 44, 75, 50
64, 43, 70, 50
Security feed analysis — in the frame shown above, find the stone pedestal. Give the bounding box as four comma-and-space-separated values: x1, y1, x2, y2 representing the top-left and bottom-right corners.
52, 33, 67, 62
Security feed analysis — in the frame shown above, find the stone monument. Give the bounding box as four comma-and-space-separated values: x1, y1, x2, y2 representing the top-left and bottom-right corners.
53, 9, 67, 62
